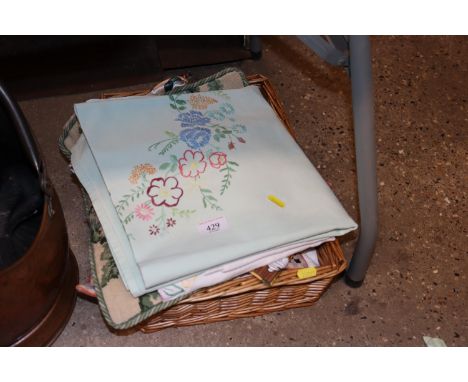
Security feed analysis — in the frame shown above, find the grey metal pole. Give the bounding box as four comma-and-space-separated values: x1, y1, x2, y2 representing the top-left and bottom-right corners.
345, 36, 379, 287
249, 36, 262, 59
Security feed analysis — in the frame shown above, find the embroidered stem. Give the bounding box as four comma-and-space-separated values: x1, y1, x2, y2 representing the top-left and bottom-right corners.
148, 131, 179, 156
220, 160, 238, 196
169, 94, 187, 112
199, 187, 222, 211
116, 181, 149, 218
171, 208, 197, 218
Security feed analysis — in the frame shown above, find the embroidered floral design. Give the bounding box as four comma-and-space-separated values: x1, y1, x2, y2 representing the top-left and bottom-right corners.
129, 163, 156, 184
132, 94, 248, 235
209, 152, 227, 169
149, 225, 160, 236
147, 176, 184, 207
134, 203, 154, 221
189, 94, 218, 110
176, 110, 210, 128
179, 127, 211, 149
178, 150, 207, 178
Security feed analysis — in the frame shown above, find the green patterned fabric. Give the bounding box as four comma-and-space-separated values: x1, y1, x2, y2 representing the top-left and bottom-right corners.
60, 68, 250, 329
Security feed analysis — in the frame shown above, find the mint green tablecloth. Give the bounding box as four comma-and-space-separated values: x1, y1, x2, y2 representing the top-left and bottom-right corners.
72, 86, 356, 297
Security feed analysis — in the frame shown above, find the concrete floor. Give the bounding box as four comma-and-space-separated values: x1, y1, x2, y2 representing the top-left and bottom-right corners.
19, 36, 467, 346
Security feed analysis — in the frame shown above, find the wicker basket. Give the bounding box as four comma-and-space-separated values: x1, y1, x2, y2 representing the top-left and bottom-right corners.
103, 74, 348, 333
139, 240, 346, 332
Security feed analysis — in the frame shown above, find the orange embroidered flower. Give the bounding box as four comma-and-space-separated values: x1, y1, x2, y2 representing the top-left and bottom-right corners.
129, 163, 156, 184
188, 94, 218, 110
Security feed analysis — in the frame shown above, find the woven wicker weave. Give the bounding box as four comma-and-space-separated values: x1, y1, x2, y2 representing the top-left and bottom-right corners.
139, 240, 346, 332
103, 74, 347, 333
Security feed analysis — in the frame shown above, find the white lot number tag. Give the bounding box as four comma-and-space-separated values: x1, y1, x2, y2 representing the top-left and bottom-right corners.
198, 216, 228, 234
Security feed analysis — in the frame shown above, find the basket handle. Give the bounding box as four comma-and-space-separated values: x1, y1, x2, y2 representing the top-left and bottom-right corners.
0, 82, 50, 200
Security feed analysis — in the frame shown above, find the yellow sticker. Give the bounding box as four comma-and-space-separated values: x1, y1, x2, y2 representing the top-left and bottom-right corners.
267, 194, 285, 208
297, 267, 317, 279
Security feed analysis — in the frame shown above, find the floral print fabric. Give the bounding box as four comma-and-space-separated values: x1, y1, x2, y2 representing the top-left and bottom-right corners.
110, 90, 247, 239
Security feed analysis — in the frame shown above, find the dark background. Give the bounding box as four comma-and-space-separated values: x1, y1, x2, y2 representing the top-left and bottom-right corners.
0, 36, 252, 99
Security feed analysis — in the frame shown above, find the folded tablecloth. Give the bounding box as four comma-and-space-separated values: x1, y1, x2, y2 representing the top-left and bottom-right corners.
71, 85, 357, 297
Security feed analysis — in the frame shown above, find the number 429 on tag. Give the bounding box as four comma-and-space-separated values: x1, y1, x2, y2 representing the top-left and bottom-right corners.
198, 217, 228, 234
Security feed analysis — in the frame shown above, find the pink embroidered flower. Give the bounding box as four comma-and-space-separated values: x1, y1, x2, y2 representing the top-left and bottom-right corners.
149, 225, 160, 236
178, 150, 207, 178
166, 218, 176, 228
147, 177, 184, 207
209, 152, 227, 169
134, 203, 154, 221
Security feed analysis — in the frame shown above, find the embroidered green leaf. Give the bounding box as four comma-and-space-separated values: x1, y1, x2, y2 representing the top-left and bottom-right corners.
232, 124, 247, 133
199, 187, 222, 211
206, 110, 225, 121
165, 154, 179, 173
159, 138, 179, 156
220, 162, 237, 196
148, 131, 179, 155
165, 131, 178, 138
169, 95, 186, 112
220, 103, 235, 115
171, 208, 197, 218
159, 162, 171, 170
116, 182, 149, 218
124, 212, 134, 224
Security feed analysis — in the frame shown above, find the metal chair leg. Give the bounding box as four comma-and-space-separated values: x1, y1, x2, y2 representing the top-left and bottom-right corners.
248, 36, 262, 59
345, 35, 379, 287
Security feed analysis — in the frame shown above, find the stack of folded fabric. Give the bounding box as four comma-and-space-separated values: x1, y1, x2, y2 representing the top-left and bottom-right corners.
62, 68, 357, 329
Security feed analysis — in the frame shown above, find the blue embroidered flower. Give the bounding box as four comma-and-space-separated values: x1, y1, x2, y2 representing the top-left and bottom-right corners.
180, 128, 211, 149
176, 111, 210, 128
